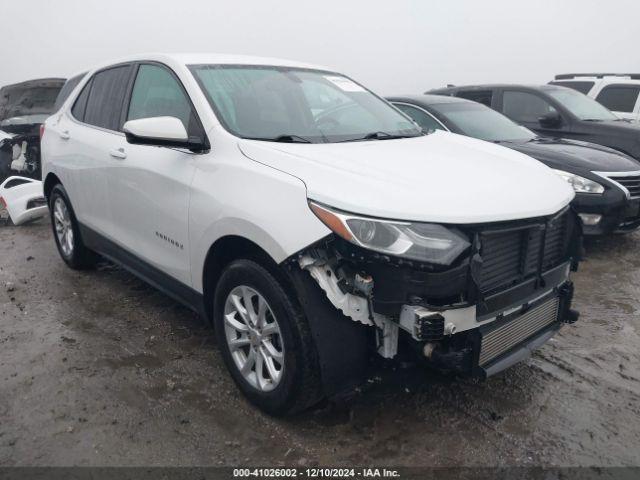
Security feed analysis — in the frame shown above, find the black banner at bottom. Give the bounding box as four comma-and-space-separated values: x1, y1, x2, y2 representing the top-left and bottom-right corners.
0, 467, 639, 480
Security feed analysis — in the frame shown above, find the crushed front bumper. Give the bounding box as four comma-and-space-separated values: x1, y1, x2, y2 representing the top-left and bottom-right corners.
406, 278, 577, 378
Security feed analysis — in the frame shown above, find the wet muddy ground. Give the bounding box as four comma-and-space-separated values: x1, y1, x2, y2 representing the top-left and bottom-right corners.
1, 219, 639, 467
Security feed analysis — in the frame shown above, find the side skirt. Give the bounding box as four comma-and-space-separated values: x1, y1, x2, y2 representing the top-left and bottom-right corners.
79, 224, 207, 320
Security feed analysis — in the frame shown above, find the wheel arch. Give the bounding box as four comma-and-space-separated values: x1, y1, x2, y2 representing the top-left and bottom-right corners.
201, 235, 292, 325
43, 172, 62, 202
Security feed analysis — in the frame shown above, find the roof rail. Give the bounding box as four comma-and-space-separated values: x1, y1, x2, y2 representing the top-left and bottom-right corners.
555, 73, 640, 80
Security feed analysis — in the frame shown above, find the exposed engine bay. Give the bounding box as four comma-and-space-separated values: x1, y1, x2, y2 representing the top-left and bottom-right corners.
0, 131, 41, 179
295, 208, 582, 377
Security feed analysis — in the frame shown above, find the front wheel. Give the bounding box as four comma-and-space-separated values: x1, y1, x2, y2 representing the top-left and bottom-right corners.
213, 259, 322, 415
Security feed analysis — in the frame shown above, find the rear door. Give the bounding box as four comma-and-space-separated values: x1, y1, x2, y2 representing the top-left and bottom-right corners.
107, 62, 205, 286
498, 89, 567, 137
49, 65, 133, 235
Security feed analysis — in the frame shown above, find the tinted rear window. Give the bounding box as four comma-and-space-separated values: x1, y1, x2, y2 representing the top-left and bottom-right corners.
71, 79, 92, 121
596, 85, 640, 113
550, 81, 594, 95
83, 65, 132, 131
53, 73, 86, 112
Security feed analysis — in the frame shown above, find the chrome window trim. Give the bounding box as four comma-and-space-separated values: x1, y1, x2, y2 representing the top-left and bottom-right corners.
592, 170, 640, 199
391, 101, 449, 132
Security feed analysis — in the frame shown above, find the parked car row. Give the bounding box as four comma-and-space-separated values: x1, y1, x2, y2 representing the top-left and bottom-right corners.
389, 94, 640, 235
551, 73, 640, 122
36, 54, 589, 415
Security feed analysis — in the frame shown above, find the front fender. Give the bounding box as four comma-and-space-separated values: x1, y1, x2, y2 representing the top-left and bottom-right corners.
188, 144, 330, 293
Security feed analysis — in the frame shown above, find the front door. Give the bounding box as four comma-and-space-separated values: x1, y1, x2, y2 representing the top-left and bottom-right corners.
108, 63, 206, 286
500, 89, 566, 138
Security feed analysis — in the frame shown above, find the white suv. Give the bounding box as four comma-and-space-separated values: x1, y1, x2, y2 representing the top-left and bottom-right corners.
42, 54, 580, 415
551, 73, 640, 122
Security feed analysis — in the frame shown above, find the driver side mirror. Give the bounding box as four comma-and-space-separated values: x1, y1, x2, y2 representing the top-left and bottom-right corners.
123, 116, 207, 152
538, 111, 562, 129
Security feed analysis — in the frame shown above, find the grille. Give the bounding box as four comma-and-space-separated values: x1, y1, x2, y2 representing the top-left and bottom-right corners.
610, 174, 640, 199
478, 212, 569, 294
479, 296, 560, 366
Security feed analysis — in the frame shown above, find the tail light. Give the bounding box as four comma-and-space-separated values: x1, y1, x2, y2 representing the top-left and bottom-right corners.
39, 124, 45, 139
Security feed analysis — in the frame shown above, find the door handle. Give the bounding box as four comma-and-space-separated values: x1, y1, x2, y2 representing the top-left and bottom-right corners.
109, 148, 127, 160
59, 130, 70, 140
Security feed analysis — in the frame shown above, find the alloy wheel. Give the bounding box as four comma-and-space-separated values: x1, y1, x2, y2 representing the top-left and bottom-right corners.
53, 197, 74, 258
223, 285, 285, 392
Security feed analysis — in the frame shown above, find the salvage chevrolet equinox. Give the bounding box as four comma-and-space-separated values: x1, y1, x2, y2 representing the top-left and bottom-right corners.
41, 54, 581, 415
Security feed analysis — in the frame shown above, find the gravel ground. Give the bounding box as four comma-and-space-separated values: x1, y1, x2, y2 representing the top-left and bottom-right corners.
0, 218, 639, 467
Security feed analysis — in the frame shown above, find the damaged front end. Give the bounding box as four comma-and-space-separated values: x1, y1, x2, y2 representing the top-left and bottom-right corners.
0, 78, 66, 181
292, 202, 581, 381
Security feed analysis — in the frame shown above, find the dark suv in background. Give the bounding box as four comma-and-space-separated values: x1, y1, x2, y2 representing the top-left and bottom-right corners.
429, 84, 640, 161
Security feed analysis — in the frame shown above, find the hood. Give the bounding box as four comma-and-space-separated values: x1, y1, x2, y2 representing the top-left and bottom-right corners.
505, 137, 640, 173
238, 131, 574, 224
0, 79, 65, 122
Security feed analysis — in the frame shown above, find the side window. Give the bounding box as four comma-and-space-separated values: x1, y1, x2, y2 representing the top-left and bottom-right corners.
394, 104, 445, 131
596, 85, 640, 113
54, 73, 86, 112
127, 64, 196, 135
502, 91, 557, 122
457, 90, 493, 107
71, 78, 92, 121
83, 66, 132, 131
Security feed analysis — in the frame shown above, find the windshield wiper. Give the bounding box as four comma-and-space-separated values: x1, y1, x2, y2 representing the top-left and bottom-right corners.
340, 131, 422, 142
245, 134, 313, 143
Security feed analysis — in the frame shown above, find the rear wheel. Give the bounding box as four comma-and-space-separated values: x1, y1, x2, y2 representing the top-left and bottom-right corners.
213, 259, 322, 415
49, 184, 98, 269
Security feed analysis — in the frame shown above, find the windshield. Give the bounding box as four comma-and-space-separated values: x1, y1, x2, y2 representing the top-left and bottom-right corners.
430, 102, 536, 142
190, 65, 421, 143
546, 88, 618, 121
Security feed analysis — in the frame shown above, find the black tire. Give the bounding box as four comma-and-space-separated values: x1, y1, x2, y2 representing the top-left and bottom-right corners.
213, 259, 322, 416
49, 183, 98, 269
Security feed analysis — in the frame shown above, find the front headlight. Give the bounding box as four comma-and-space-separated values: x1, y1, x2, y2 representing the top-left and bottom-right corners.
552, 169, 604, 194
309, 201, 470, 265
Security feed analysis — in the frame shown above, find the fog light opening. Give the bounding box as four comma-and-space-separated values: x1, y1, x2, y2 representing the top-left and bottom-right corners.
578, 213, 602, 226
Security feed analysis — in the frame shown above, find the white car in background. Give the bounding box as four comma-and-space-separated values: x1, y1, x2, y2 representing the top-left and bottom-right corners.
42, 53, 580, 415
551, 73, 640, 122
